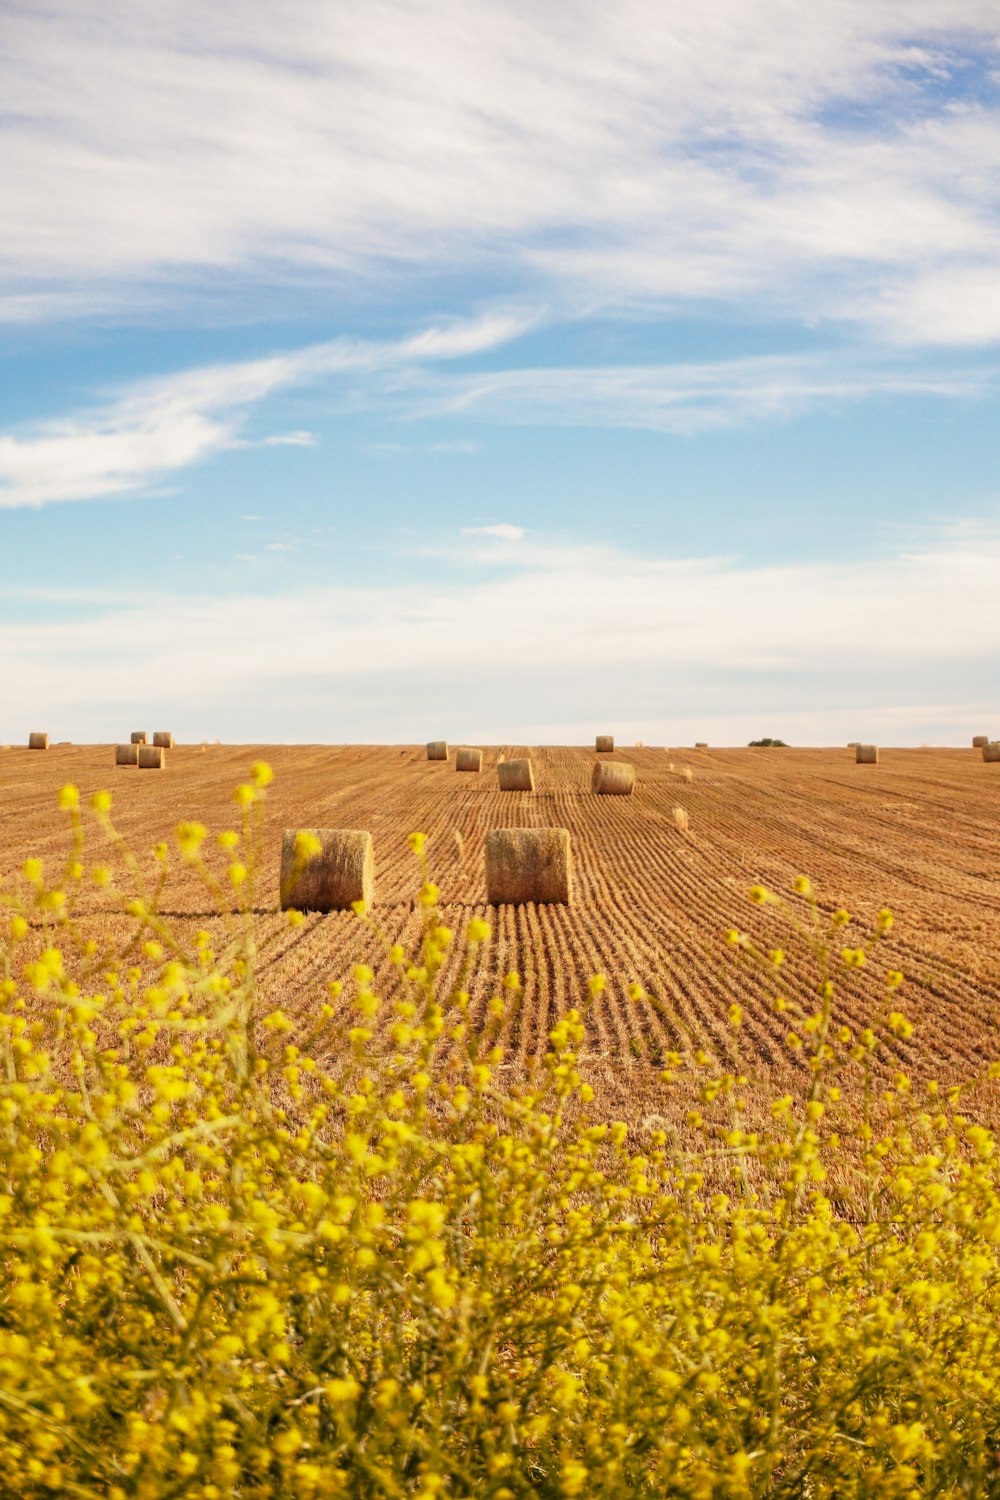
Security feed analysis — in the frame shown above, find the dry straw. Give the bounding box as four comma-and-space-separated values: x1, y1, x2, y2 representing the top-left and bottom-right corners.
115, 744, 139, 767
595, 735, 614, 753
592, 761, 635, 796
672, 805, 690, 832
455, 747, 483, 773
497, 759, 534, 791
983, 743, 1000, 763
856, 745, 879, 764
138, 746, 164, 769
131, 732, 148, 745
28, 733, 49, 750
279, 829, 374, 912
153, 732, 174, 748
426, 741, 448, 761
485, 827, 572, 905
972, 736, 989, 748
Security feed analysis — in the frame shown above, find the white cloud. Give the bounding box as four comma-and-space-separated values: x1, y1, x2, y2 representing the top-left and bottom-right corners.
0, 311, 533, 508
265, 542, 295, 552
412, 354, 995, 433
2, 525, 999, 743
2, 3, 999, 343
262, 430, 318, 447
460, 523, 524, 541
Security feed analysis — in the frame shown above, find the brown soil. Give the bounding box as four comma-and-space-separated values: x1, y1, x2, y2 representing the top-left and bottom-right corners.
3, 742, 1000, 1120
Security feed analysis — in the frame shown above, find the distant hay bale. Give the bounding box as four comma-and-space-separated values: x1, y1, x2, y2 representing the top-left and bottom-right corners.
595, 735, 614, 753
497, 758, 534, 791
682, 766, 694, 782
426, 741, 448, 761
115, 743, 139, 766
455, 747, 483, 773
485, 827, 572, 905
279, 829, 374, 911
153, 732, 174, 748
131, 732, 148, 745
847, 742, 861, 748
592, 761, 635, 795
973, 735, 989, 748
694, 741, 708, 749
138, 746, 164, 769
672, 805, 689, 832
983, 743, 1000, 763
856, 745, 879, 764
28, 733, 49, 750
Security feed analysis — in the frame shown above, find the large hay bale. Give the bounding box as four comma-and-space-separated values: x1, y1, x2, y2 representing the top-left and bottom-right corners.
115, 743, 139, 766
595, 735, 614, 753
279, 829, 374, 911
153, 732, 174, 748
983, 743, 1000, 763
485, 827, 572, 905
138, 745, 164, 769
856, 744, 879, 764
694, 741, 708, 749
455, 747, 483, 772
426, 741, 448, 761
847, 742, 860, 748
973, 735, 989, 748
28, 733, 49, 750
497, 758, 534, 791
592, 761, 635, 795
672, 805, 689, 832
131, 731, 148, 745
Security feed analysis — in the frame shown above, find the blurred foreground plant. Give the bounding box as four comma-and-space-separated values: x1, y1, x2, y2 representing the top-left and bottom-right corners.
2, 774, 1000, 1497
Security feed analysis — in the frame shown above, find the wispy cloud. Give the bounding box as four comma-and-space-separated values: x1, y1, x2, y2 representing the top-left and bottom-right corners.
3, 524, 999, 742
461, 524, 524, 541
2, 5, 999, 342
409, 353, 995, 434
0, 311, 533, 508
262, 430, 318, 447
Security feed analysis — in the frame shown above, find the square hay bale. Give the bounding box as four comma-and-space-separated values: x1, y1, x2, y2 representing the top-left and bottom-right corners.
847, 742, 861, 748
694, 741, 708, 749
983, 743, 1000, 763
28, 733, 49, 750
115, 743, 139, 766
592, 761, 635, 795
138, 745, 165, 769
595, 735, 614, 753
131, 731, 148, 745
856, 744, 879, 764
497, 758, 534, 791
279, 829, 374, 911
426, 741, 448, 761
485, 827, 572, 905
455, 747, 483, 772
153, 732, 174, 748
973, 735, 989, 748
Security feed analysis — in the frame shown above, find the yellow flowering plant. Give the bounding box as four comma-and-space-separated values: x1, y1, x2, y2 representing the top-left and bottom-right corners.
1, 775, 1000, 1496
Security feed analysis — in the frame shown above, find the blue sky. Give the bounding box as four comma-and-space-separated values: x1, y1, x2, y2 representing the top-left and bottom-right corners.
2, 1, 1000, 745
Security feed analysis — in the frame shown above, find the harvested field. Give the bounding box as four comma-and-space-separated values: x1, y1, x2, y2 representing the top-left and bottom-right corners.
3, 742, 1000, 1122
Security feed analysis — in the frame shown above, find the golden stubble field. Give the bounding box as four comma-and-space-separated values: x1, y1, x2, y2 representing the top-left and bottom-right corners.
3, 741, 1000, 1122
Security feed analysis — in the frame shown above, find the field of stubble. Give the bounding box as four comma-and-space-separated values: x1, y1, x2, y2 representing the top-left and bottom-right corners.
3, 741, 1000, 1121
